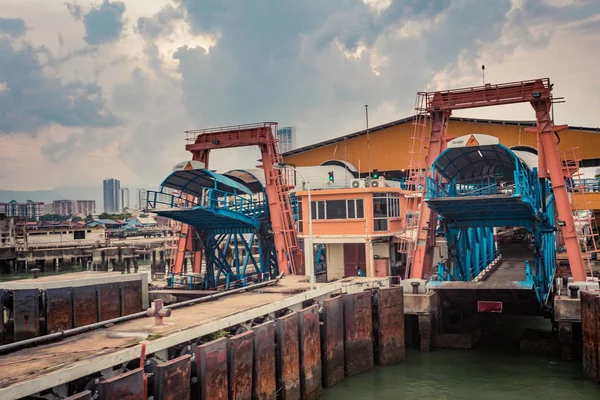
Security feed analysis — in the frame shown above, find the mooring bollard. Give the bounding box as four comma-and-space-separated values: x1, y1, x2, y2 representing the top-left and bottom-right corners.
569, 285, 579, 299
146, 299, 171, 326
31, 268, 40, 279
411, 281, 420, 294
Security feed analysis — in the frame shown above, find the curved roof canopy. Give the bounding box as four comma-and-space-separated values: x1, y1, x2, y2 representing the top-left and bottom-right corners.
161, 168, 253, 197
223, 169, 266, 193
433, 135, 531, 183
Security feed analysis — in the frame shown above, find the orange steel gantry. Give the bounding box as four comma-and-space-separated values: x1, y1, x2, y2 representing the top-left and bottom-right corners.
408, 78, 588, 282
172, 123, 302, 276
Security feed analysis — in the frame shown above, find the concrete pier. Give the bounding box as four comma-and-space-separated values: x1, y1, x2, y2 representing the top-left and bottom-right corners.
0, 277, 403, 400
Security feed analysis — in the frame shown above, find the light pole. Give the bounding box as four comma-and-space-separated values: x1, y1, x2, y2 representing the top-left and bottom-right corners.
274, 163, 315, 290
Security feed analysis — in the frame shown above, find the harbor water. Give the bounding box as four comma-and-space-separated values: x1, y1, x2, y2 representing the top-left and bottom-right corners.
324, 316, 599, 399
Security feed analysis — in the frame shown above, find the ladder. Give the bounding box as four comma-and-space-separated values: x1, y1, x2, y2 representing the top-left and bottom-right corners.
397, 92, 430, 276
560, 148, 597, 276
265, 137, 302, 274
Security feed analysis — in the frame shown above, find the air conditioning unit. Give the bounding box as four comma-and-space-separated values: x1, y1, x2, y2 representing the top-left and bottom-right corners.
370, 179, 380, 188
350, 178, 366, 188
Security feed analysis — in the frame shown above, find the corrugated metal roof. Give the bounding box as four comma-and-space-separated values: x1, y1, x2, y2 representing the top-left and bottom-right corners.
433, 144, 527, 182
161, 168, 253, 196
283, 116, 600, 157
223, 165, 357, 193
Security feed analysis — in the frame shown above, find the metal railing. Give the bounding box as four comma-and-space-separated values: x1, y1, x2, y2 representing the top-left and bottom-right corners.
146, 188, 267, 219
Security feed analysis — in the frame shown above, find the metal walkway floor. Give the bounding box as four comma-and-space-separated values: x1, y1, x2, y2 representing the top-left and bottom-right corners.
427, 244, 539, 315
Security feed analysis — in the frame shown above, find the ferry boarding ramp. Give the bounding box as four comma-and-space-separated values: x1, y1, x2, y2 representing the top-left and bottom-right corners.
425, 134, 555, 314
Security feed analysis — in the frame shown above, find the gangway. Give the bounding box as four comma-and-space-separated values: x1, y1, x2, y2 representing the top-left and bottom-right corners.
426, 134, 557, 311
405, 78, 589, 302
146, 167, 276, 289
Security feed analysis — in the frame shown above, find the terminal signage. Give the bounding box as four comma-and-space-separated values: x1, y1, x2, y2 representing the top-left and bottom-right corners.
448, 134, 499, 149
173, 160, 206, 171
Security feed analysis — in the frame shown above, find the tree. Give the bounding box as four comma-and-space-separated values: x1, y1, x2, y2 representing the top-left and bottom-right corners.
139, 214, 149, 218
71, 216, 82, 222
85, 214, 93, 222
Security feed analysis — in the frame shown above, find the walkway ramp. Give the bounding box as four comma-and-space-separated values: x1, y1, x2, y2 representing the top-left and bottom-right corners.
426, 135, 556, 309
146, 168, 266, 233
429, 244, 540, 315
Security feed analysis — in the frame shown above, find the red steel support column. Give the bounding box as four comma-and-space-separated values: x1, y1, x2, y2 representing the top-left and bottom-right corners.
411, 110, 450, 279
531, 100, 586, 281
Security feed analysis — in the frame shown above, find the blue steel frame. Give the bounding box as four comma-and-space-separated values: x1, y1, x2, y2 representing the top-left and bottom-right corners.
147, 169, 278, 289
427, 145, 557, 304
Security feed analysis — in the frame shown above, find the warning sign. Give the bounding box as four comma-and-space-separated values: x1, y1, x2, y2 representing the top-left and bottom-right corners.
466, 135, 480, 147
172, 159, 206, 171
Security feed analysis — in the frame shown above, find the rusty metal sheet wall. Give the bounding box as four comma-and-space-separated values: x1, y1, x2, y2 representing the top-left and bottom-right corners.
73, 286, 98, 327
375, 287, 405, 366
0, 289, 4, 343
252, 321, 277, 400
343, 291, 374, 376
197, 338, 228, 400
154, 354, 191, 400
98, 368, 145, 400
321, 296, 344, 388
275, 312, 300, 400
228, 330, 254, 400
298, 305, 322, 400
46, 288, 73, 333
64, 390, 91, 399
581, 292, 599, 383
98, 283, 121, 322
122, 281, 143, 316
13, 289, 39, 342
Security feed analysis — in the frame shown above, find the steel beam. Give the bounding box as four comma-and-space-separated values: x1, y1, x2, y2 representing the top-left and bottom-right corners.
46, 288, 73, 333
98, 283, 121, 321
321, 296, 345, 388
154, 354, 191, 400
374, 287, 405, 365
228, 330, 254, 400
98, 368, 144, 400
252, 321, 277, 400
298, 305, 322, 400
275, 312, 301, 400
197, 338, 229, 400
73, 286, 98, 328
581, 292, 599, 382
343, 292, 374, 376
13, 289, 39, 341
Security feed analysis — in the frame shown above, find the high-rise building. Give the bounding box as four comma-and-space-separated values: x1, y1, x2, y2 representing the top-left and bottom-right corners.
121, 188, 130, 211
103, 178, 121, 213
53, 200, 73, 216
137, 188, 147, 210
0, 200, 45, 220
50, 200, 96, 216
277, 126, 297, 153
74, 200, 96, 216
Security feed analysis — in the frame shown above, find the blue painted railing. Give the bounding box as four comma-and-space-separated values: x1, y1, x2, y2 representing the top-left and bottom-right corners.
146, 188, 267, 219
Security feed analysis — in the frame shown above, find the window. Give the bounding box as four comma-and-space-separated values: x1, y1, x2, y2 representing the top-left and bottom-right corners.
326, 200, 346, 219
74, 230, 86, 240
310, 199, 364, 220
373, 193, 401, 232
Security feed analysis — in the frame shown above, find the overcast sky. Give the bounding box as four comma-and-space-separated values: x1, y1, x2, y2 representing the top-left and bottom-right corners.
1, 0, 599, 192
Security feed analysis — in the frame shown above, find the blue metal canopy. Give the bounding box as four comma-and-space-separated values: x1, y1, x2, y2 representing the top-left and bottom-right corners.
432, 143, 530, 183
161, 168, 253, 197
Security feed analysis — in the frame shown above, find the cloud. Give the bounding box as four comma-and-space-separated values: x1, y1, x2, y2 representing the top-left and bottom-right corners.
66, 0, 126, 45
40, 132, 80, 162
136, 5, 183, 39
0, 17, 26, 37
0, 35, 120, 135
